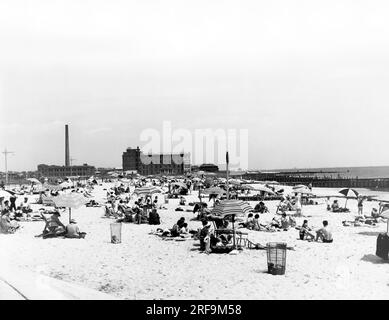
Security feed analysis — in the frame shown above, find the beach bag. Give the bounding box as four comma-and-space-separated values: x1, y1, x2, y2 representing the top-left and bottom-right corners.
376, 233, 389, 260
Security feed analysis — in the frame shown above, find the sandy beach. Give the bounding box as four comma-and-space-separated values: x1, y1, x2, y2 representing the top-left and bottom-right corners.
1, 183, 389, 300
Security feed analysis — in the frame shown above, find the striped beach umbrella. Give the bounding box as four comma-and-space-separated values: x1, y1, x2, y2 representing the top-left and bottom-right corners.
211, 199, 253, 218
133, 186, 162, 195
51, 192, 89, 223
339, 188, 359, 209
211, 199, 253, 248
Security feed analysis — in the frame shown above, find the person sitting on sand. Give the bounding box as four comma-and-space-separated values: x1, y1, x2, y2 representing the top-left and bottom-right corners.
252, 214, 267, 231
242, 213, 254, 229
280, 213, 291, 230
371, 208, 379, 218
170, 217, 186, 237
21, 197, 32, 214
298, 220, 315, 240
199, 219, 212, 252
148, 208, 161, 225
0, 211, 20, 234
179, 196, 186, 206
331, 200, 340, 212
41, 211, 66, 238
179, 222, 190, 235
65, 219, 86, 239
315, 220, 333, 243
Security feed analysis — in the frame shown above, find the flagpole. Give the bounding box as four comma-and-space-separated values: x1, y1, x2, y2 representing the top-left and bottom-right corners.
226, 151, 229, 200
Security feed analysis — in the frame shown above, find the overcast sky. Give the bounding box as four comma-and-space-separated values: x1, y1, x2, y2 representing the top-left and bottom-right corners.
1, 0, 389, 171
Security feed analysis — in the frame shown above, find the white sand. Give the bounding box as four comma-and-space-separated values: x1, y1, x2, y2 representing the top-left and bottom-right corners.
1, 183, 389, 300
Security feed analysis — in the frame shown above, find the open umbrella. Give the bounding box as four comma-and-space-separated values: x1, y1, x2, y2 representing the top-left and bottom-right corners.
293, 186, 312, 194
26, 178, 42, 184
171, 182, 188, 189
51, 193, 89, 223
339, 188, 359, 209
0, 190, 13, 199
228, 179, 242, 185
211, 199, 253, 248
253, 185, 276, 194
133, 186, 162, 196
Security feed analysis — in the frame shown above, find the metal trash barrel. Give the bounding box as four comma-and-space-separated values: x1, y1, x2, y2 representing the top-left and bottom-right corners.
266, 242, 287, 275
110, 223, 122, 244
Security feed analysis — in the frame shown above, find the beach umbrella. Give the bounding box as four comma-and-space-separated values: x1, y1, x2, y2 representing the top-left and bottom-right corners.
339, 188, 359, 209
0, 190, 13, 199
211, 199, 253, 248
253, 185, 276, 195
171, 182, 188, 189
293, 184, 307, 190
266, 181, 280, 185
203, 187, 226, 195
51, 193, 89, 223
203, 172, 217, 176
293, 186, 312, 194
133, 186, 162, 196
211, 199, 253, 217
26, 178, 42, 184
240, 185, 254, 190
228, 179, 242, 185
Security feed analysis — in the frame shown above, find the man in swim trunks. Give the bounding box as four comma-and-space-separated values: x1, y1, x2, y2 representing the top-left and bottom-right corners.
315, 220, 333, 243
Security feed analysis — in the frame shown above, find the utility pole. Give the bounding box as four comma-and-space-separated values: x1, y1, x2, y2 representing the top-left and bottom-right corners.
70, 157, 76, 179
2, 148, 15, 185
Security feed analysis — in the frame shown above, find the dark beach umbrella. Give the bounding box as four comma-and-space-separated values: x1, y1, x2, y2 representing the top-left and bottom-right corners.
339, 188, 359, 209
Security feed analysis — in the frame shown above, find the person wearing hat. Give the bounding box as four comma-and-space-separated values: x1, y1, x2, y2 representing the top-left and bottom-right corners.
40, 210, 66, 238
65, 219, 86, 238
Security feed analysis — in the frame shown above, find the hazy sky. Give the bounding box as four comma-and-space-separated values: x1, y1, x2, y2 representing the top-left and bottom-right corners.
1, 0, 389, 171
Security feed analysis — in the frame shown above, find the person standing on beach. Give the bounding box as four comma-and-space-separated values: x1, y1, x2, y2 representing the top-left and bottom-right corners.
358, 196, 364, 216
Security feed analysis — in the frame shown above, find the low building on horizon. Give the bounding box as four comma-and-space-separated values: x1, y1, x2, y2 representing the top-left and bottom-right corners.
37, 163, 95, 178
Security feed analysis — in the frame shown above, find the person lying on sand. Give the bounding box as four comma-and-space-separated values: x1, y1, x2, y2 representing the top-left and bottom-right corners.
315, 220, 333, 243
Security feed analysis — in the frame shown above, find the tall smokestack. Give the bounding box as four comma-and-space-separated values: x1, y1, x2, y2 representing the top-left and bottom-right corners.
65, 124, 70, 166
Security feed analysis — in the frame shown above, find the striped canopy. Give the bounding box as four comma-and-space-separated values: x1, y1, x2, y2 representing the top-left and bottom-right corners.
133, 186, 162, 195
339, 188, 359, 198
211, 200, 253, 217
51, 192, 89, 209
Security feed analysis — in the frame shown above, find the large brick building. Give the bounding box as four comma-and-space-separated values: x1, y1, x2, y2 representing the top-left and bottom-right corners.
37, 164, 95, 178
122, 147, 190, 176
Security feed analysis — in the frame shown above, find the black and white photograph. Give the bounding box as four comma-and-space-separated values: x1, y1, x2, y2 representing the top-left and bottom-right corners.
1, 0, 389, 306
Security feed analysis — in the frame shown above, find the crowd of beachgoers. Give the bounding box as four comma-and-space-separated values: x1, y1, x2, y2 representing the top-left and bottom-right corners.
1, 174, 388, 250
1, 173, 389, 299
